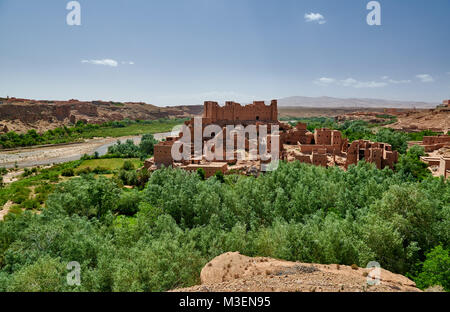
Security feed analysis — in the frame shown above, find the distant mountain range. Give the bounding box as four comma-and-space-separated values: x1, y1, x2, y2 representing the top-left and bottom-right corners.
278, 96, 438, 109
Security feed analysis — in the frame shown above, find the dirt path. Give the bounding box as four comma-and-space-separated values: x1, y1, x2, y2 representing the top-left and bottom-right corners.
0, 201, 14, 221
2, 170, 25, 184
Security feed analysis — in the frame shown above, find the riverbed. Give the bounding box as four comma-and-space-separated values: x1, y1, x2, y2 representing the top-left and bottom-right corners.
0, 131, 177, 168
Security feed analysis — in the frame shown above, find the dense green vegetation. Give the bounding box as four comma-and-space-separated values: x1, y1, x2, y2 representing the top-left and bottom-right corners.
106, 134, 158, 159
0, 157, 144, 212
0, 118, 185, 149
0, 117, 447, 292
0, 157, 448, 291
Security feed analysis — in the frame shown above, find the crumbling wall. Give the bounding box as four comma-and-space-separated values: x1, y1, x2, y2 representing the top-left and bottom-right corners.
203, 100, 278, 124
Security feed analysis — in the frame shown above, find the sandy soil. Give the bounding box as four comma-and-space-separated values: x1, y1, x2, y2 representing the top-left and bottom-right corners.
387, 109, 450, 133
2, 170, 24, 184
0, 201, 14, 221
173, 252, 420, 292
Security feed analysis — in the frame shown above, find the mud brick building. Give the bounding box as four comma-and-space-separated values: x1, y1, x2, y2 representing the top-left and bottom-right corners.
345, 140, 398, 169
150, 99, 400, 175
415, 135, 450, 152
416, 134, 450, 179
153, 138, 178, 168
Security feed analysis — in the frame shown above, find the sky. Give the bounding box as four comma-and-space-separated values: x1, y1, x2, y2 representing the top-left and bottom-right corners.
0, 0, 449, 106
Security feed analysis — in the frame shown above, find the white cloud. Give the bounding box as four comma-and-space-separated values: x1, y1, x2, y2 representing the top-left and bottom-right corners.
81, 59, 118, 67
304, 13, 326, 24
340, 78, 359, 87
121, 61, 135, 65
381, 76, 411, 84
388, 79, 411, 84
314, 77, 387, 88
416, 74, 434, 83
313, 77, 336, 86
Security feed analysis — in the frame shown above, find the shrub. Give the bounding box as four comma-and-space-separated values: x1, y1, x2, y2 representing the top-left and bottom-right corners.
414, 246, 450, 291
92, 166, 109, 174
22, 199, 40, 210
214, 171, 225, 183
122, 160, 135, 171
6, 256, 66, 292
76, 167, 92, 176
22, 168, 33, 178
197, 168, 206, 180
139, 134, 158, 156
118, 169, 138, 186
395, 145, 431, 181
61, 168, 75, 177
116, 190, 142, 216
46, 175, 121, 219
0, 167, 8, 176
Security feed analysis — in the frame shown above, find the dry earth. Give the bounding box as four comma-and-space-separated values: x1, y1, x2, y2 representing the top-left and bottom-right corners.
387, 109, 450, 133
0, 201, 14, 221
278, 107, 391, 119
0, 97, 202, 133
173, 252, 420, 292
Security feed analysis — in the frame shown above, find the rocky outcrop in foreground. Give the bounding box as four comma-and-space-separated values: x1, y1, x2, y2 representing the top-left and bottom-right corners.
173, 252, 420, 292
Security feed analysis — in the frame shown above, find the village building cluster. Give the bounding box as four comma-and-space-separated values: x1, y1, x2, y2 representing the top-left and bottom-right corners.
145, 100, 400, 177
413, 134, 450, 179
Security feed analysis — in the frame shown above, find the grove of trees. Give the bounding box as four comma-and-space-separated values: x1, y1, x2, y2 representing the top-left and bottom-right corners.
0, 158, 448, 291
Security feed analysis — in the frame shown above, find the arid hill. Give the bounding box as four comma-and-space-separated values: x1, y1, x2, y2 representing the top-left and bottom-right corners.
279, 96, 437, 109
0, 97, 202, 133
173, 252, 420, 292
386, 108, 450, 133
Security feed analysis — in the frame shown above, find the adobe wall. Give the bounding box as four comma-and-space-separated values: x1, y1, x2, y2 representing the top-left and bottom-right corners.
184, 163, 228, 178
345, 140, 397, 169
418, 135, 450, 152
314, 129, 332, 145
203, 100, 278, 124
438, 158, 450, 179
154, 142, 175, 168
422, 135, 450, 145
295, 154, 312, 164
311, 152, 328, 167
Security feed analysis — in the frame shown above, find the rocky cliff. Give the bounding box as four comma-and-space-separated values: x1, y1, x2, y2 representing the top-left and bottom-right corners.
0, 97, 203, 133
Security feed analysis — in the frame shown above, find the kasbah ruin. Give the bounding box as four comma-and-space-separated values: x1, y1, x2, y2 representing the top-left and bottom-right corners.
145, 99, 450, 179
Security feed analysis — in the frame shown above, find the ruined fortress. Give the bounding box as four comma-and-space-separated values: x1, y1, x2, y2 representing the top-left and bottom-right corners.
203, 100, 278, 125
146, 100, 399, 177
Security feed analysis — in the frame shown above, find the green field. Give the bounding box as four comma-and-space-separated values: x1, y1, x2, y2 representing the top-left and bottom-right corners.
77, 120, 184, 138
77, 158, 143, 171
0, 118, 187, 149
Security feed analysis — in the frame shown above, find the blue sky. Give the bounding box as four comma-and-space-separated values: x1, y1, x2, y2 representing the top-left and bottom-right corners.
0, 0, 449, 106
